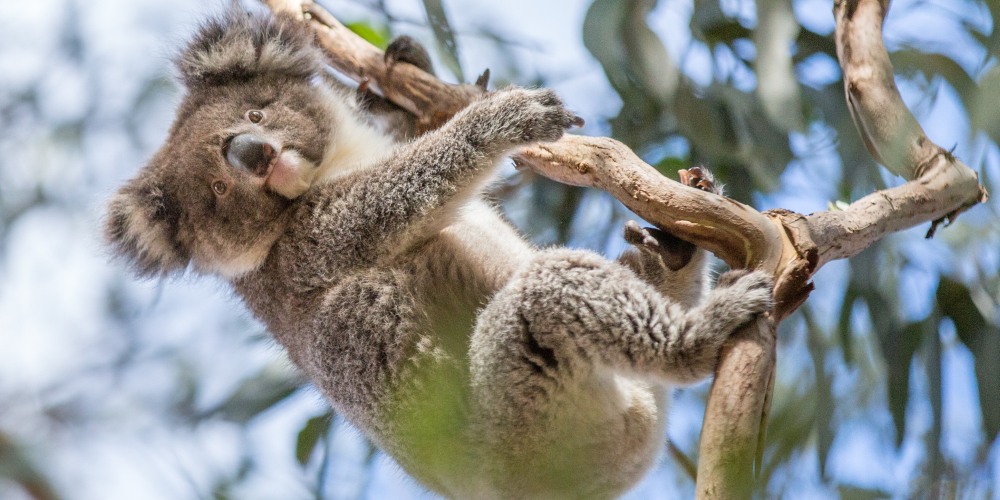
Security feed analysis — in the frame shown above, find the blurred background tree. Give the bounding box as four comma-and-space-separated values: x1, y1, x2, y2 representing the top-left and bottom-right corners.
0, 0, 997, 498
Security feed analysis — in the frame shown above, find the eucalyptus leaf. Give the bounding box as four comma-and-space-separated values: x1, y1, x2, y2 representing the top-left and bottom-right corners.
209, 366, 301, 424
760, 387, 816, 483
936, 278, 1000, 441
753, 0, 803, 131
970, 66, 1000, 142
622, 0, 679, 104
704, 84, 791, 190
690, 0, 729, 44
794, 28, 838, 62
890, 49, 975, 96
837, 485, 894, 499
888, 321, 926, 447
583, 0, 630, 94
987, 2, 1000, 56
296, 412, 334, 467
803, 308, 835, 477
584, 0, 672, 147
836, 286, 859, 365
420, 0, 464, 81
846, 250, 918, 448
0, 432, 59, 500
672, 86, 732, 155
700, 19, 751, 47
654, 156, 689, 176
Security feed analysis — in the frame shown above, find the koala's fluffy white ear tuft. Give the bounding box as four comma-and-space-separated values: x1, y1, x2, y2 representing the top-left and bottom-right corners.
177, 10, 322, 87
104, 177, 190, 278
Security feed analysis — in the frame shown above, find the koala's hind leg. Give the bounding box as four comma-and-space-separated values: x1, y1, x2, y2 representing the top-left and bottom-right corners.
467, 249, 771, 491
618, 166, 722, 308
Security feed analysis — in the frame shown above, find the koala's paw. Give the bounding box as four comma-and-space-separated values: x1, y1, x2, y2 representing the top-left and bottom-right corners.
679, 165, 723, 195
710, 269, 774, 330
384, 35, 434, 74
473, 87, 583, 149
623, 220, 696, 271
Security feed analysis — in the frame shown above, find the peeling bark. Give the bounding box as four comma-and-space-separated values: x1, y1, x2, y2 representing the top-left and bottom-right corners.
262, 0, 988, 496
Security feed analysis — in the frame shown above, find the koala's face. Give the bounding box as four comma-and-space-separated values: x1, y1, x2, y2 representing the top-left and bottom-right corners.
105, 11, 337, 278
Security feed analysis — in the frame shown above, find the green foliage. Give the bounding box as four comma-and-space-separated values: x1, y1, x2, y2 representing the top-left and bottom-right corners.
971, 66, 1000, 143
345, 21, 392, 49
296, 412, 334, 467
386, 359, 472, 487
937, 278, 1000, 442
0, 433, 58, 500
203, 366, 301, 424
584, 0, 794, 200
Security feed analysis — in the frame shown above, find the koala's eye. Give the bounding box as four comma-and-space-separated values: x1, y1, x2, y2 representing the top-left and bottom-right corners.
246, 110, 265, 123
211, 180, 228, 196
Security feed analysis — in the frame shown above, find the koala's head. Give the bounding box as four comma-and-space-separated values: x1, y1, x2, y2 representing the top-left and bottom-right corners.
106, 11, 345, 278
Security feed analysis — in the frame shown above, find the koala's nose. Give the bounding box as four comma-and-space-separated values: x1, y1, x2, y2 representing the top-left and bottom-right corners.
226, 134, 278, 177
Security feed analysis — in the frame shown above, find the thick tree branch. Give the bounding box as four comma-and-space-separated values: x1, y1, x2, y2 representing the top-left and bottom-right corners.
831, 0, 988, 240
693, 316, 775, 498
262, 0, 987, 497
835, 0, 931, 178
514, 136, 786, 271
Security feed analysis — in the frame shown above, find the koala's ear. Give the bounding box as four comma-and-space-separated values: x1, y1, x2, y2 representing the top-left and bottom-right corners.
104, 175, 189, 278
177, 10, 322, 87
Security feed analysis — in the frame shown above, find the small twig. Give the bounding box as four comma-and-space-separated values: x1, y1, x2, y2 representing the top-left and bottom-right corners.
667, 439, 698, 482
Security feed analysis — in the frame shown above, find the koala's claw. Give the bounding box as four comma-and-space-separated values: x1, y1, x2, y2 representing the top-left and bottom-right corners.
623, 220, 656, 248
678, 165, 722, 195
384, 35, 434, 74
620, 166, 723, 273
623, 220, 697, 271
478, 87, 580, 147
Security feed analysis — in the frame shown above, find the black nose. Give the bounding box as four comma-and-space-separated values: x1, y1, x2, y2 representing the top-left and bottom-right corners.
226, 134, 277, 176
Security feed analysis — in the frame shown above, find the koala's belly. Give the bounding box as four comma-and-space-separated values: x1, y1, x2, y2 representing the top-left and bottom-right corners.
432, 199, 535, 288
453, 374, 668, 499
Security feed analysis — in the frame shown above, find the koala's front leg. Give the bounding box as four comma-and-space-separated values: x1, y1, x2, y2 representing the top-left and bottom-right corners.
314, 88, 580, 266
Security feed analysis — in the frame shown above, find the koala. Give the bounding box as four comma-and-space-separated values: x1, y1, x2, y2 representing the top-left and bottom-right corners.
105, 11, 773, 499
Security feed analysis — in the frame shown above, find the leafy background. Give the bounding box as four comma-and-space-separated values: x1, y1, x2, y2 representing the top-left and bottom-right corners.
0, 0, 998, 498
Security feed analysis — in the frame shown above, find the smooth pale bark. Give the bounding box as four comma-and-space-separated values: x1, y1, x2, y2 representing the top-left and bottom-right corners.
263, 0, 988, 497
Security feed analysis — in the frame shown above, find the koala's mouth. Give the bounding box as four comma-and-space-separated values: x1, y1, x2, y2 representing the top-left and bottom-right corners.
265, 149, 319, 199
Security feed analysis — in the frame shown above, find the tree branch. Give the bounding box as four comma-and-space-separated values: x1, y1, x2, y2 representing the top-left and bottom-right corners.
265, 0, 485, 132
262, 0, 987, 496
514, 136, 786, 271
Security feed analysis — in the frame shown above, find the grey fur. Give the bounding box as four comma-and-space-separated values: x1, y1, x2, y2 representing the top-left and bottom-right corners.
105, 11, 773, 499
